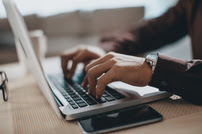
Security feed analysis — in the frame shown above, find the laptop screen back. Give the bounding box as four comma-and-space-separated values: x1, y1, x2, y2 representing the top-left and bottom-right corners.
3, 0, 62, 118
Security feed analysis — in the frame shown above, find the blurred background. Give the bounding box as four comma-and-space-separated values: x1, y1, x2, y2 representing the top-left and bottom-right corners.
0, 0, 192, 65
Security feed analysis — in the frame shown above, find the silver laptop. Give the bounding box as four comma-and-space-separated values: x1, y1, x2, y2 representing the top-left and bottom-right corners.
3, 0, 170, 120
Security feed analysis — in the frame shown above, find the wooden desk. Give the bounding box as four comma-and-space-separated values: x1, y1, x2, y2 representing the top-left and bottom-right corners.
1, 60, 202, 134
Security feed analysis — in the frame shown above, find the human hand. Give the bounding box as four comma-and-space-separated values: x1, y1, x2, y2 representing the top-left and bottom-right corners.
61, 45, 106, 79
82, 52, 152, 98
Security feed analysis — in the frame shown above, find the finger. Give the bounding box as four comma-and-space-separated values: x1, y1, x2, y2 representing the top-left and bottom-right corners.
88, 74, 97, 96
83, 59, 96, 72
60, 50, 77, 77
67, 61, 77, 79
86, 60, 115, 96
83, 61, 90, 72
85, 53, 113, 72
82, 73, 89, 87
96, 69, 116, 99
61, 57, 69, 77
81, 75, 88, 87
67, 51, 83, 79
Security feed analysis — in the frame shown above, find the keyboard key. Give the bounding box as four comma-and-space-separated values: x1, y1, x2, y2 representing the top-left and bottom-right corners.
78, 102, 88, 108
72, 97, 82, 101
90, 95, 106, 103
102, 93, 110, 97
76, 90, 85, 94
82, 96, 92, 100
104, 96, 116, 101
68, 91, 76, 95
105, 86, 125, 98
85, 99, 97, 105
83, 87, 88, 92
75, 88, 83, 92
64, 87, 72, 92
63, 93, 68, 97
63, 95, 69, 99
113, 94, 125, 99
80, 93, 88, 97
71, 104, 78, 109
105, 87, 117, 94
69, 101, 75, 105
80, 94, 91, 100
75, 100, 85, 104
96, 98, 107, 103
66, 98, 72, 102
70, 94, 79, 98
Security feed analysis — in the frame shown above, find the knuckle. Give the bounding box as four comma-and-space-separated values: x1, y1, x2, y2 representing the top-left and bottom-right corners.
87, 69, 95, 78
109, 58, 117, 63
85, 64, 90, 72
83, 48, 88, 53
97, 77, 105, 86
60, 53, 66, 58
106, 52, 115, 58
113, 63, 121, 70
108, 52, 115, 55
72, 57, 78, 63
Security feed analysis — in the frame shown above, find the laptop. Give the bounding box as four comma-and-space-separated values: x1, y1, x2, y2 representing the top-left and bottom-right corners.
3, 0, 171, 120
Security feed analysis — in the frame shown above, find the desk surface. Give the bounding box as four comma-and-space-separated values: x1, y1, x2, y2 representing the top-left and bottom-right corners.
1, 60, 202, 134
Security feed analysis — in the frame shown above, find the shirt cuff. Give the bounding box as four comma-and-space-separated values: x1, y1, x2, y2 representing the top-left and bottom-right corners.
148, 53, 187, 94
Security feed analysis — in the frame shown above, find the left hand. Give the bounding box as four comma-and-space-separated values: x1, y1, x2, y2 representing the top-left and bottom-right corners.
82, 52, 152, 99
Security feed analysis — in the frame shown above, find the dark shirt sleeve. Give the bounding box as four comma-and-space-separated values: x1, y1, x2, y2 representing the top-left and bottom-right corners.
99, 0, 188, 55
149, 53, 202, 105
99, 0, 202, 104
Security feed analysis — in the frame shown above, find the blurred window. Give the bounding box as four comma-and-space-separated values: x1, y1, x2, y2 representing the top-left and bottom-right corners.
0, 0, 178, 19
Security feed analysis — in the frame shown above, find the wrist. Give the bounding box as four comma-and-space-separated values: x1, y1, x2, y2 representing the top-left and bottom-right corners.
145, 53, 158, 74
143, 61, 153, 84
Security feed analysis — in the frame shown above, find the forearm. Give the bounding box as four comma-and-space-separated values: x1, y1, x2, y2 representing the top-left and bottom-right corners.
149, 53, 202, 104
99, 32, 138, 55
99, 0, 188, 55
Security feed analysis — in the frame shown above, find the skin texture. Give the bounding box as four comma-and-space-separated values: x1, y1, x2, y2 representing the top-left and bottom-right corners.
60, 45, 106, 79
61, 45, 152, 99
82, 52, 152, 99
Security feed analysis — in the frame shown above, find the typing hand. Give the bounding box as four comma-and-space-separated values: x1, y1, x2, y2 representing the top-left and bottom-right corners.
82, 52, 152, 99
61, 45, 105, 79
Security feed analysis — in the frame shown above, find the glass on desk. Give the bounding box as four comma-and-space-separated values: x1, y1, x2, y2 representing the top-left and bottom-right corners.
0, 71, 9, 101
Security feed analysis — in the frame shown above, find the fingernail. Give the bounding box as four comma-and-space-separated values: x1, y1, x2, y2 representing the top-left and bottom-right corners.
88, 88, 91, 94
81, 82, 84, 87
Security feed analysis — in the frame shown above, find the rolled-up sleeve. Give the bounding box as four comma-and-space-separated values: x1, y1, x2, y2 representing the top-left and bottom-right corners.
149, 53, 202, 104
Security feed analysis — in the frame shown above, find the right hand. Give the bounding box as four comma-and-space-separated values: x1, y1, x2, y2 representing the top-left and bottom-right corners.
61, 45, 106, 79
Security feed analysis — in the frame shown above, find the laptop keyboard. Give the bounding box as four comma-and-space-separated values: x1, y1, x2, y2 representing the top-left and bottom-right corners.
48, 74, 125, 109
